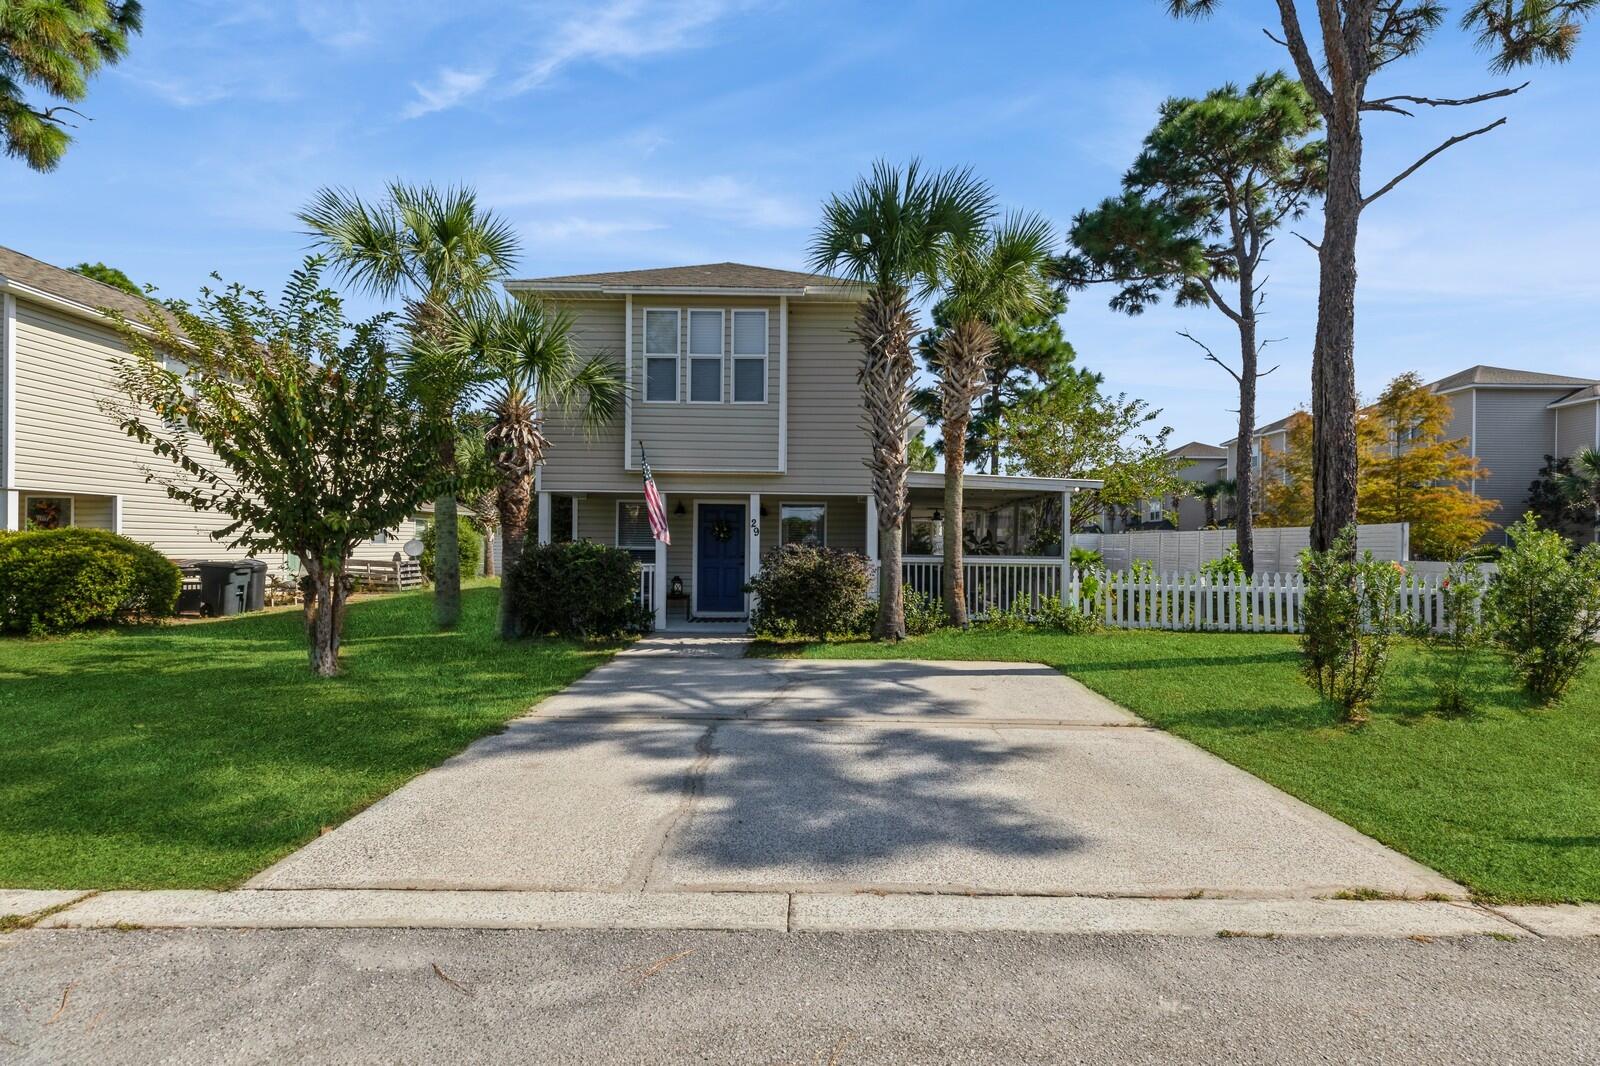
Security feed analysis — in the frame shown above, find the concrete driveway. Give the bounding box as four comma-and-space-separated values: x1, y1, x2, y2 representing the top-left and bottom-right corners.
250, 635, 1458, 900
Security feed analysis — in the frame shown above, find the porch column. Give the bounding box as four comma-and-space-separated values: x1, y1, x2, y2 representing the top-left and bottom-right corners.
536, 491, 552, 546
0, 490, 17, 532
111, 495, 123, 535
747, 492, 762, 615
865, 494, 880, 598
653, 495, 668, 632
1060, 488, 1073, 594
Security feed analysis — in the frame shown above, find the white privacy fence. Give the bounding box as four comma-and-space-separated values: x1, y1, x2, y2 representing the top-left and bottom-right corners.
1073, 523, 1411, 574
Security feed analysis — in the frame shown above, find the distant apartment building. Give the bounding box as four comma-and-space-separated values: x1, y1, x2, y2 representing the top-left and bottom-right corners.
1172, 365, 1600, 542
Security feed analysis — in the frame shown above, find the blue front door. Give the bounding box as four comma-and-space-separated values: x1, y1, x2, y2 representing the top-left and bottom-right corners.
696, 503, 746, 614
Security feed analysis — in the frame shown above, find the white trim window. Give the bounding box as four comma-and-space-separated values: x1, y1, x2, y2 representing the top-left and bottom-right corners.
687, 309, 724, 404
643, 308, 680, 403
779, 502, 825, 548
731, 309, 768, 404
23, 494, 73, 530
616, 500, 656, 559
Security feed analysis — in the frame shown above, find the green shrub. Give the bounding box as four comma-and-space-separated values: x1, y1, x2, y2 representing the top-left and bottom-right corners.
747, 545, 872, 639
1486, 513, 1600, 704
0, 528, 181, 634
419, 514, 482, 581
903, 587, 945, 636
505, 539, 650, 639
1299, 526, 1405, 722
1035, 594, 1102, 634
1200, 545, 1246, 582
1070, 546, 1103, 571
1424, 561, 1492, 717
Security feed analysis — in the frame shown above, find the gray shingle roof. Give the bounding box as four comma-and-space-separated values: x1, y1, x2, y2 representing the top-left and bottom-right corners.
509, 262, 860, 293
1550, 384, 1600, 407
1168, 440, 1228, 459
1429, 364, 1600, 391
0, 244, 159, 321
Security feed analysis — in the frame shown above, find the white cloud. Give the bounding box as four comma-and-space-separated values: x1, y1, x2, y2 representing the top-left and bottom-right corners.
486, 171, 811, 229
522, 216, 667, 241
510, 0, 745, 93
403, 67, 495, 118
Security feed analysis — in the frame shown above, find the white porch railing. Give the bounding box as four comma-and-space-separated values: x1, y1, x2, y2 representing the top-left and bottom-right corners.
637, 563, 656, 615
902, 557, 1066, 619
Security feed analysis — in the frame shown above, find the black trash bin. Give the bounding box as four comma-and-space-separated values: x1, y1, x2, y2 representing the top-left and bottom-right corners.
241, 559, 268, 612
175, 562, 205, 614
194, 561, 253, 616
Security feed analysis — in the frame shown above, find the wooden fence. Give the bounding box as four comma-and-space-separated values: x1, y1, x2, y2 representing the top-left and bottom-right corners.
344, 557, 424, 592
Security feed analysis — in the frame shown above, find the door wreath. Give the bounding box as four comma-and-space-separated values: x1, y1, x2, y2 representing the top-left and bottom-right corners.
709, 517, 735, 543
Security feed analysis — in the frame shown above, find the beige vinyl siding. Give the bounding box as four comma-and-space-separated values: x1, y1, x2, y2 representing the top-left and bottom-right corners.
630, 296, 780, 473
1556, 402, 1598, 462
539, 300, 630, 493
782, 301, 870, 493
11, 297, 402, 565
1172, 457, 1226, 530
1471, 387, 1569, 530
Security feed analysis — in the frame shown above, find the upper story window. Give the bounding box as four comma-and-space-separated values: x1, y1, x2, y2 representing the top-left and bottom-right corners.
687, 309, 724, 403
731, 309, 767, 403
644, 308, 679, 403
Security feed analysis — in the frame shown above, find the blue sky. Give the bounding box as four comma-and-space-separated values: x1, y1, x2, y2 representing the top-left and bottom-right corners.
4, 0, 1597, 448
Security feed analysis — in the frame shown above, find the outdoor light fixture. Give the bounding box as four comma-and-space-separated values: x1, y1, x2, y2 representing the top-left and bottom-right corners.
674, 501, 686, 515
670, 575, 684, 597
931, 510, 942, 522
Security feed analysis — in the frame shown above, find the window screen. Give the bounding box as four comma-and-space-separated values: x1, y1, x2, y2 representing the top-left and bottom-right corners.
732, 310, 766, 355
733, 356, 765, 403
618, 501, 655, 558
688, 310, 723, 354
644, 309, 679, 354
646, 357, 677, 402
780, 504, 825, 547
689, 357, 721, 402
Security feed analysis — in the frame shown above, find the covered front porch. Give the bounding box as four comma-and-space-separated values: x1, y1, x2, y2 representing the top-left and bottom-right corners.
537, 472, 1097, 630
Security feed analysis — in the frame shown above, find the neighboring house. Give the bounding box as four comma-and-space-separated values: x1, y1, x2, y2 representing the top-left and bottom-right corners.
0, 245, 418, 568
1193, 364, 1600, 541
1167, 441, 1230, 530
510, 263, 1100, 627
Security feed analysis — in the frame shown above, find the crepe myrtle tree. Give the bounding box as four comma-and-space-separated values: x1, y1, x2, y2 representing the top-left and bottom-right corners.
1165, 0, 1596, 553
301, 182, 518, 630
1060, 71, 1326, 576
101, 259, 446, 676
809, 159, 993, 640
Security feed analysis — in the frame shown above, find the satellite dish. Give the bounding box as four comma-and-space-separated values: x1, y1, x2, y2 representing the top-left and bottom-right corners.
403, 538, 424, 559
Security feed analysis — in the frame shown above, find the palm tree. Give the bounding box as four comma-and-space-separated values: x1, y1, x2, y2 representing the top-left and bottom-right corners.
301, 183, 518, 629
1194, 480, 1228, 528
809, 160, 993, 640
1561, 447, 1600, 542
1215, 477, 1239, 526
455, 297, 622, 638
927, 212, 1055, 627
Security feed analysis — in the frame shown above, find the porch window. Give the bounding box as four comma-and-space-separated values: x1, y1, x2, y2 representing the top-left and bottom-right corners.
731, 309, 767, 403
616, 500, 655, 561
549, 495, 576, 543
644, 308, 679, 403
23, 495, 73, 531
907, 496, 1063, 557
687, 309, 723, 403
779, 503, 825, 547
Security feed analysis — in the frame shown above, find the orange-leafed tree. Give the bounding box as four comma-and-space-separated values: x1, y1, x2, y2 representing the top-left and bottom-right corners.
1358, 372, 1496, 559
1258, 412, 1314, 528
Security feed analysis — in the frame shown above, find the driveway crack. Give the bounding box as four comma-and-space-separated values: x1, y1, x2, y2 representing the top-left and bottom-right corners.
625, 722, 720, 892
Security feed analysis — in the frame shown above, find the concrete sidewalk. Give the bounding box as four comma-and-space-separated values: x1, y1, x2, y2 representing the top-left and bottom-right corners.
243, 633, 1458, 902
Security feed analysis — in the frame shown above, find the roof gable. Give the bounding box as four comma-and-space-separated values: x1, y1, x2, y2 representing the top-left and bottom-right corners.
1429, 364, 1600, 392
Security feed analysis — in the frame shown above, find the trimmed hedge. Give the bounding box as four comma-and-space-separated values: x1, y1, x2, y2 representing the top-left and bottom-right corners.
748, 544, 872, 639
0, 528, 182, 634
506, 540, 651, 639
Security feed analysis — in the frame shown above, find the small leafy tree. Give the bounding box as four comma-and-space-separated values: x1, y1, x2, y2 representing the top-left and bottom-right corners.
1358, 372, 1496, 558
1258, 411, 1316, 527
1486, 513, 1600, 704
1425, 560, 1490, 717
1061, 71, 1325, 576
72, 261, 144, 297
1299, 525, 1404, 722
1000, 385, 1186, 529
1, 0, 143, 170
102, 259, 445, 676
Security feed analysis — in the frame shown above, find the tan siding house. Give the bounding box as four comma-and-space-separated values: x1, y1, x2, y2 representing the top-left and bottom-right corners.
511, 263, 1098, 627
0, 246, 417, 570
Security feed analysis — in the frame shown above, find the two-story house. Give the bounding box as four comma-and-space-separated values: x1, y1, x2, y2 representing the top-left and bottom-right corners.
510, 263, 1098, 628
0, 245, 420, 569
1182, 365, 1600, 540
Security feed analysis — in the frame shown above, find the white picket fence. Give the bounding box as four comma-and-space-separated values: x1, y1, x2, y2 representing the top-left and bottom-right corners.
1070, 569, 1455, 633
899, 558, 1459, 633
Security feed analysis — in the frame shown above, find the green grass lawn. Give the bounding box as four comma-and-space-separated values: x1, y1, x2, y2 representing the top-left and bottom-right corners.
758, 630, 1600, 904
0, 583, 615, 890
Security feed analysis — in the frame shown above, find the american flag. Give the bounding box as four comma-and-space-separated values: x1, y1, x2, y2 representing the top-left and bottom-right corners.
640, 444, 671, 546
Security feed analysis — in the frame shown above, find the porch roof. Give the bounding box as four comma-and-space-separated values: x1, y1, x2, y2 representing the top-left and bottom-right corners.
907, 471, 1103, 494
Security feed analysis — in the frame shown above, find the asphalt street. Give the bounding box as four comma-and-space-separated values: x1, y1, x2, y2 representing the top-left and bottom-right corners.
3, 927, 1598, 1064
